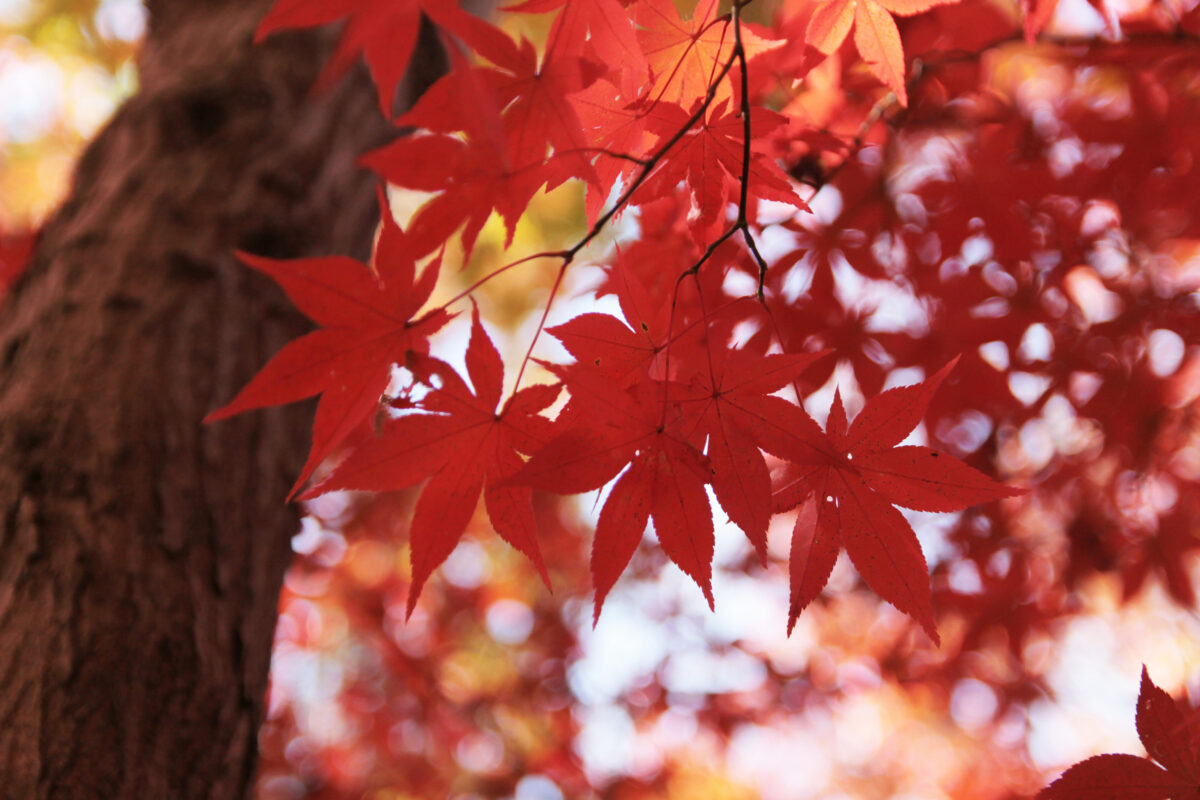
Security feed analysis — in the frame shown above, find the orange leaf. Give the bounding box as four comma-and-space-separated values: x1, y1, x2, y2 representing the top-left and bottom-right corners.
637, 0, 781, 107
805, 0, 855, 55
853, 0, 908, 105
876, 0, 963, 16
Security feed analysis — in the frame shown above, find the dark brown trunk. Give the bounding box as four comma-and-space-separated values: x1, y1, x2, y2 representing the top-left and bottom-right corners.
0, 3, 441, 798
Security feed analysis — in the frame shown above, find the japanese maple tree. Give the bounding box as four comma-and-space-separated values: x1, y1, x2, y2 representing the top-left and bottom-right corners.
191, 0, 1200, 795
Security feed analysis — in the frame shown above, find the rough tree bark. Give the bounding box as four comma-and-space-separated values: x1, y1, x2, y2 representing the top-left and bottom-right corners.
0, 2, 442, 797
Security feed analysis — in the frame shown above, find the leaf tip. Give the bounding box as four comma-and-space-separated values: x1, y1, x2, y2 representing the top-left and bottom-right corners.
295, 480, 331, 503
285, 476, 307, 504
1138, 663, 1155, 698
918, 613, 942, 647
405, 578, 427, 621
287, 448, 328, 503
374, 183, 392, 220
531, 551, 553, 593
232, 248, 264, 267
251, 23, 273, 45
201, 406, 231, 425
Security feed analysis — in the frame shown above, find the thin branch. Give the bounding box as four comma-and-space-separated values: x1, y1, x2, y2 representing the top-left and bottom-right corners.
566, 51, 739, 262
512, 260, 569, 394
432, 250, 566, 313
450, 34, 745, 397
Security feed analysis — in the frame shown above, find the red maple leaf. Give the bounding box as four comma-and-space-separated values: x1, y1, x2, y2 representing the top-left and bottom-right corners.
1039, 666, 1200, 799
548, 310, 660, 385
675, 345, 829, 563
771, 359, 1021, 640
255, 0, 431, 116
547, 260, 674, 386
306, 304, 560, 614
425, 2, 605, 177
570, 80, 654, 223
636, 98, 807, 233
504, 0, 648, 96
363, 126, 555, 261
367, 34, 587, 259
205, 192, 449, 497
504, 0, 652, 222
511, 366, 715, 620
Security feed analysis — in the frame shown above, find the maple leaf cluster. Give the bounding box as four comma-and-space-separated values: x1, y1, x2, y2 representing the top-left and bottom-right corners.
210, 0, 1030, 644
226, 0, 1200, 796
224, 0, 1200, 755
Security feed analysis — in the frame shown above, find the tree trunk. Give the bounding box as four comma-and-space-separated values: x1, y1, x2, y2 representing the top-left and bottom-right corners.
0, 3, 441, 797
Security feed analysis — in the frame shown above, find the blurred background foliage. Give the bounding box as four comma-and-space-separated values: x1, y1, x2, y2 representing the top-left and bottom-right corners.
0, 0, 141, 228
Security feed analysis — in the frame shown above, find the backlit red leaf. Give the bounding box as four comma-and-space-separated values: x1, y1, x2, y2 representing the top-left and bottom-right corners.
592, 459, 653, 623
834, 468, 939, 643
307, 307, 555, 610
204, 197, 447, 497
852, 0, 907, 105
1136, 666, 1200, 782
1038, 754, 1188, 800
856, 446, 1023, 512
788, 479, 839, 633
256, 0, 427, 116
1040, 667, 1200, 798
771, 360, 1018, 639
